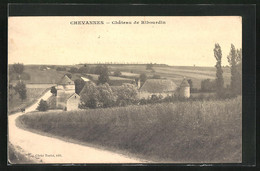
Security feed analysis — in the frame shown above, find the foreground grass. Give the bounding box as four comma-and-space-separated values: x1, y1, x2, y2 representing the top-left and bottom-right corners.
8, 142, 34, 164
19, 97, 242, 163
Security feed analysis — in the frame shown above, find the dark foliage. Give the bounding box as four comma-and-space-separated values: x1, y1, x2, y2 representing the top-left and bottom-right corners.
97, 65, 110, 85
139, 73, 147, 83
14, 82, 27, 101
74, 78, 86, 94
201, 79, 216, 92
114, 70, 122, 77
227, 44, 242, 95
36, 99, 49, 111
68, 67, 79, 73
214, 43, 224, 96
78, 66, 89, 74
13, 63, 24, 75
56, 67, 66, 71
50, 86, 57, 96
146, 63, 153, 70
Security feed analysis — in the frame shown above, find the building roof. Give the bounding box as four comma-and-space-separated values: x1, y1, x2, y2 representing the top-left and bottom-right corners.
58, 75, 74, 85
81, 76, 91, 82
180, 78, 190, 87
67, 93, 80, 100
139, 79, 177, 93
58, 92, 78, 103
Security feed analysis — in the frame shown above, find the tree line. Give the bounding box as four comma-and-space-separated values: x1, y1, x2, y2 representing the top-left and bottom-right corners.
214, 43, 242, 97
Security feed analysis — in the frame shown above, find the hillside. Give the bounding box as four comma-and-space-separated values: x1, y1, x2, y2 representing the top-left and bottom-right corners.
19, 97, 241, 163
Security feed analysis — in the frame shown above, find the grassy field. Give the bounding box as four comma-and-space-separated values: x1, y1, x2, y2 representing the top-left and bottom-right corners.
8, 88, 49, 114
9, 65, 67, 84
19, 97, 241, 163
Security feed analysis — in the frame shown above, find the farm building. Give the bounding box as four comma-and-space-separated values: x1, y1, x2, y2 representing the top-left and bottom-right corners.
66, 93, 80, 111
138, 79, 178, 99
138, 78, 190, 99
56, 75, 80, 111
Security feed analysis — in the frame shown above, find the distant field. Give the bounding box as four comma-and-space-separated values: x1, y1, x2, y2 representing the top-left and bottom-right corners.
19, 97, 241, 163
9, 65, 67, 84
85, 73, 133, 81
109, 65, 231, 89
8, 64, 232, 89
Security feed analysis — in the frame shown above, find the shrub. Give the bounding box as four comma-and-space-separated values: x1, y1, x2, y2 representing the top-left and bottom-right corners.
97, 83, 117, 108
68, 67, 79, 73
36, 99, 49, 111
201, 79, 216, 92
78, 66, 89, 74
56, 67, 66, 71
50, 86, 57, 96
14, 82, 27, 101
74, 79, 86, 94
114, 83, 138, 104
114, 70, 122, 77
80, 82, 99, 109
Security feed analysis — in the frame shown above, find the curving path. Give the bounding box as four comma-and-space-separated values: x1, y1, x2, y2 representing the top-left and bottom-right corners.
8, 91, 143, 164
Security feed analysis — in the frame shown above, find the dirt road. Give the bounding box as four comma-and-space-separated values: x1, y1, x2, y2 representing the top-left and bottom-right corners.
8, 91, 142, 164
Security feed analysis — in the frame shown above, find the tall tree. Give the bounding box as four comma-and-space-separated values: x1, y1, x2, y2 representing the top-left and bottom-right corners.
139, 73, 147, 83
98, 65, 110, 85
14, 81, 27, 101
13, 63, 24, 80
227, 44, 242, 95
74, 79, 86, 94
214, 43, 224, 96
80, 82, 99, 108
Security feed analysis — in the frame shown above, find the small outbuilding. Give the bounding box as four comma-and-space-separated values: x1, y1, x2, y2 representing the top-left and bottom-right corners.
178, 78, 190, 98
66, 93, 80, 111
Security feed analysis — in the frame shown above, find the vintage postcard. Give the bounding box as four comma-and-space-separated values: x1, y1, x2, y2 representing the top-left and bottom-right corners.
8, 16, 242, 164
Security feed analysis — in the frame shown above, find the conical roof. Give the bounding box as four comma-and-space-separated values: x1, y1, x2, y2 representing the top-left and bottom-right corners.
58, 75, 74, 85
180, 78, 190, 87
139, 79, 177, 93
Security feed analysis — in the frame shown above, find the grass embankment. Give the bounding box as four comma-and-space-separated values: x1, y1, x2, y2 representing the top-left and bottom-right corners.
8, 88, 50, 114
19, 97, 241, 163
8, 142, 35, 164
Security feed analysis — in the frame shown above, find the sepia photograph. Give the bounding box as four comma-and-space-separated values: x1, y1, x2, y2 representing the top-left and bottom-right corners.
8, 15, 243, 164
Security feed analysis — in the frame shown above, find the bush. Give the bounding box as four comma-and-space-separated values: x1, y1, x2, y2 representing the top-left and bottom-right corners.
114, 70, 122, 77
201, 79, 216, 92
78, 66, 89, 74
50, 86, 57, 96
14, 82, 27, 101
36, 99, 49, 111
56, 67, 66, 71
68, 67, 79, 73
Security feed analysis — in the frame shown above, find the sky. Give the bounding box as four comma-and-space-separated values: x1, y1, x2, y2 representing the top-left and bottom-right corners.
8, 16, 242, 66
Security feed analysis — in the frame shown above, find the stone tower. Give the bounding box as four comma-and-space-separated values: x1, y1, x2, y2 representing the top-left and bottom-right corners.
179, 78, 190, 98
